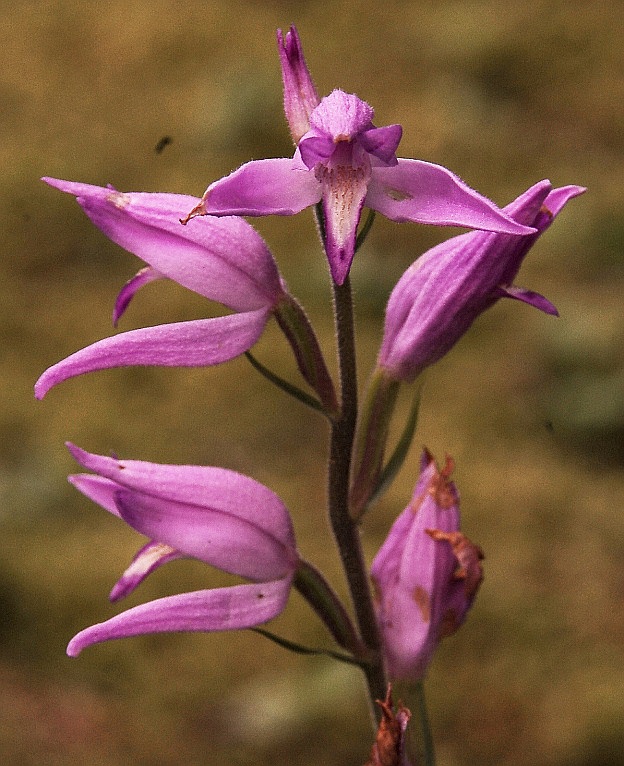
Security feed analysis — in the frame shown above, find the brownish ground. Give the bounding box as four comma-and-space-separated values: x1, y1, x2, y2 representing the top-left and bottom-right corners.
2, 1, 623, 763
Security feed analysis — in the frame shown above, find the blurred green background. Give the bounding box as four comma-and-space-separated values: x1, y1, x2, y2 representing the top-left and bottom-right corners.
3, 0, 623, 763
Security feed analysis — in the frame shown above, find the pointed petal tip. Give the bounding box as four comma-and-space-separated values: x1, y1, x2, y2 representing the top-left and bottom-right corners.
109, 542, 182, 603
41, 176, 103, 197
67, 630, 91, 657
66, 642, 81, 658
420, 447, 435, 468
108, 586, 124, 603
534, 178, 552, 192
65, 579, 294, 656
34, 363, 74, 400
33, 311, 272, 396
544, 184, 587, 217
329, 263, 348, 286
516, 179, 585, 220
499, 285, 559, 316
113, 267, 163, 326
108, 575, 133, 603
534, 179, 587, 199
326, 244, 354, 285
66, 473, 81, 489
33, 373, 51, 400
275, 25, 294, 44
41, 176, 69, 190
65, 441, 87, 464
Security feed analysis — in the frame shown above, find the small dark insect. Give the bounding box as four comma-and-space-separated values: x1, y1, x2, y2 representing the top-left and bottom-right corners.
154, 135, 173, 154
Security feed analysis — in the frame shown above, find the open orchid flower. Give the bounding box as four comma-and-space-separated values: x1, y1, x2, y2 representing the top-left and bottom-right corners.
378, 181, 586, 383
371, 450, 483, 682
183, 26, 537, 286
34, 179, 284, 399
35, 179, 336, 411
65, 443, 299, 657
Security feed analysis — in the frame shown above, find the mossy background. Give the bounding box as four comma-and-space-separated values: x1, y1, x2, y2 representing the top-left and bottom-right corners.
3, 1, 623, 763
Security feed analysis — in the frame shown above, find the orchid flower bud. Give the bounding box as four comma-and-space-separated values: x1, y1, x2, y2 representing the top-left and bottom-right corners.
378, 182, 585, 382
371, 450, 484, 681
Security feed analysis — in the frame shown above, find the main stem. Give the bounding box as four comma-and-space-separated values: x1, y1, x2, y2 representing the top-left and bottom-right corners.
328, 276, 387, 723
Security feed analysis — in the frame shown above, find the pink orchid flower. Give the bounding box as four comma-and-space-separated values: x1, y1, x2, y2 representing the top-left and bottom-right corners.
65, 443, 299, 657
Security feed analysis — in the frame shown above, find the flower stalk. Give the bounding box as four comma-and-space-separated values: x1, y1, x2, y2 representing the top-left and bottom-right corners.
328, 275, 387, 719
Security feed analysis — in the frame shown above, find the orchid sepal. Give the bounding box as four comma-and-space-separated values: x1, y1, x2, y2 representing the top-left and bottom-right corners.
36, 177, 294, 398
277, 25, 320, 143
113, 266, 164, 326
67, 578, 294, 657
35, 309, 272, 399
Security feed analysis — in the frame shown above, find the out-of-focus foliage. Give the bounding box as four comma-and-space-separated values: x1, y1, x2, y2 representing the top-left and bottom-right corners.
3, 1, 623, 763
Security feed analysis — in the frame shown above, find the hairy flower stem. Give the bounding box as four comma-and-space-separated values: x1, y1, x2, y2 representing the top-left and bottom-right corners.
329, 276, 387, 723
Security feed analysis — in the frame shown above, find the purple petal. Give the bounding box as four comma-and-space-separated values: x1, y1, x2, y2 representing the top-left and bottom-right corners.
499, 181, 585, 230
321, 164, 371, 285
308, 90, 375, 140
200, 159, 321, 216
113, 488, 296, 581
113, 267, 164, 326
34, 309, 270, 399
367, 160, 536, 235
369, 453, 438, 578
68, 474, 122, 518
543, 185, 587, 218
43, 178, 283, 311
109, 541, 182, 602
494, 180, 584, 285
497, 285, 559, 315
359, 124, 403, 166
277, 26, 319, 143
498, 178, 553, 228
66, 444, 296, 553
66, 577, 293, 656
298, 131, 337, 168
